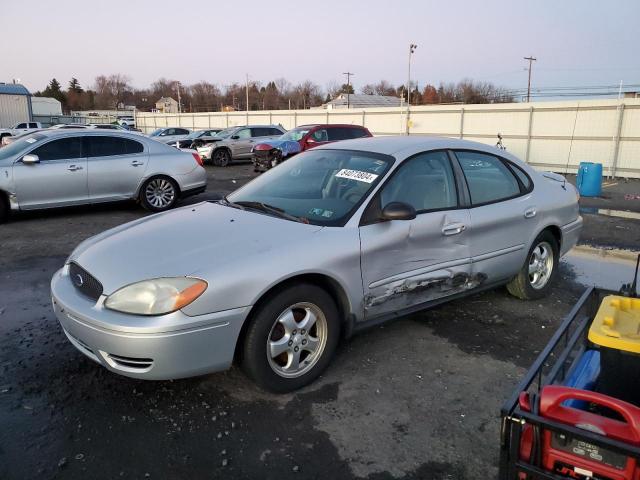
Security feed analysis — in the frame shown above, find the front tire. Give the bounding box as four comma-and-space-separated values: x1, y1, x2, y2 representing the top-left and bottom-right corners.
0, 195, 8, 223
139, 176, 179, 212
212, 149, 231, 167
241, 283, 340, 393
507, 231, 559, 300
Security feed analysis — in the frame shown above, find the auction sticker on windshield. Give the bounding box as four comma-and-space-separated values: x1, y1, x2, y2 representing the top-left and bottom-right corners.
335, 169, 378, 183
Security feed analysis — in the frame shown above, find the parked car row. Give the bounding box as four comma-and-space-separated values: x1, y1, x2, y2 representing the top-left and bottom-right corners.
0, 129, 207, 222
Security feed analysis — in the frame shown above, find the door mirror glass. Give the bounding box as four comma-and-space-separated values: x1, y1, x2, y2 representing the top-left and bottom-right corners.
381, 202, 416, 221
22, 154, 40, 164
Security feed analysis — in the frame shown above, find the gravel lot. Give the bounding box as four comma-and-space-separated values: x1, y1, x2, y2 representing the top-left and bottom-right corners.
1, 163, 638, 480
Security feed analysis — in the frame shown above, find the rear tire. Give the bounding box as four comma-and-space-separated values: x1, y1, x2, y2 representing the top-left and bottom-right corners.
241, 283, 340, 393
212, 149, 231, 167
139, 176, 179, 212
507, 231, 559, 300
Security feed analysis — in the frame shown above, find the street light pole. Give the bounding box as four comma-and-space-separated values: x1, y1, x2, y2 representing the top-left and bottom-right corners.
406, 43, 417, 135
343, 72, 354, 108
524, 56, 536, 103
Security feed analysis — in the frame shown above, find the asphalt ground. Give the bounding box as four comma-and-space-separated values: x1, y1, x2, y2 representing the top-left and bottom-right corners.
1, 162, 638, 480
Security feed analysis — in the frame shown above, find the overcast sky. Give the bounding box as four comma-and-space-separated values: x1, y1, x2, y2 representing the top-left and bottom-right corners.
3, 0, 639, 96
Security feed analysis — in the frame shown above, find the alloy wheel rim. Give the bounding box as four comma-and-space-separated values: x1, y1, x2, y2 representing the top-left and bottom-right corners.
145, 179, 175, 208
528, 241, 554, 290
215, 151, 229, 166
266, 302, 328, 378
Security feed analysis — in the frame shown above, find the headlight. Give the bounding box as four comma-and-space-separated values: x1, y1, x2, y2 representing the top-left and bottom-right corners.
104, 277, 207, 315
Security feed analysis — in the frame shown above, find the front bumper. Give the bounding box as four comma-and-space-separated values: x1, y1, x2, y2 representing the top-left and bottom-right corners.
51, 266, 250, 380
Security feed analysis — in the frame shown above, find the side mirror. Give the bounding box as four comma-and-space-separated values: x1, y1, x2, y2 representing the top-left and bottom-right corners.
22, 154, 40, 165
231, 135, 240, 140
306, 137, 316, 144
381, 202, 416, 221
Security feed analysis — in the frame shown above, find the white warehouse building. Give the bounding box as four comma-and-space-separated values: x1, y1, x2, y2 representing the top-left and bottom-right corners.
0, 83, 32, 128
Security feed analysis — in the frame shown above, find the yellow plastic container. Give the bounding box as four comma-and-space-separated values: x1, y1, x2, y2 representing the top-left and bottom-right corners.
589, 295, 640, 353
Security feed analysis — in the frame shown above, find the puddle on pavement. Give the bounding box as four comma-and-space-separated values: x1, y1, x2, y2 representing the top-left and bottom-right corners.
562, 249, 638, 290
579, 207, 640, 221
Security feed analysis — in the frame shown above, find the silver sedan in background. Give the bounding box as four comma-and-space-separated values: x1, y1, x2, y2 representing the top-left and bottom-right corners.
0, 130, 207, 222
51, 136, 582, 392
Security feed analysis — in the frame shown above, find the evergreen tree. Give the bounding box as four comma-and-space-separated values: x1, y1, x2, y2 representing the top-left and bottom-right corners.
42, 78, 67, 105
68, 78, 84, 93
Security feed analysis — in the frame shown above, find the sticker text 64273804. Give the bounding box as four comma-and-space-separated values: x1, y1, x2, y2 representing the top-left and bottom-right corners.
335, 169, 379, 183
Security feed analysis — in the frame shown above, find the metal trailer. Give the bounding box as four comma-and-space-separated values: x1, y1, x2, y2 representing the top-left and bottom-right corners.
499, 286, 640, 480
0, 83, 32, 128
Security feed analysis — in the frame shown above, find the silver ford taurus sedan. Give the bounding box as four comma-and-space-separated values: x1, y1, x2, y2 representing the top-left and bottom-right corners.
51, 136, 582, 392
0, 130, 207, 222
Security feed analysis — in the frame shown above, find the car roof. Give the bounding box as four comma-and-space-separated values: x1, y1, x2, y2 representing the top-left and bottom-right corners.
298, 124, 367, 129
29, 129, 146, 139
317, 135, 515, 159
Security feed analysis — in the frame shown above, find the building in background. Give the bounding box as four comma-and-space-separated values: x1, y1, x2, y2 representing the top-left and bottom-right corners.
154, 97, 179, 113
322, 93, 402, 110
0, 83, 32, 128
31, 96, 62, 116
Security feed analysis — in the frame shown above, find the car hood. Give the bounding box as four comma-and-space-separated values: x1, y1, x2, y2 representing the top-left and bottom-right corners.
255, 139, 302, 155
70, 202, 323, 294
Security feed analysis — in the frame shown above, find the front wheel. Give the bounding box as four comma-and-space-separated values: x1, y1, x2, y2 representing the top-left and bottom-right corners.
139, 176, 179, 212
212, 149, 231, 167
507, 231, 559, 300
241, 284, 340, 393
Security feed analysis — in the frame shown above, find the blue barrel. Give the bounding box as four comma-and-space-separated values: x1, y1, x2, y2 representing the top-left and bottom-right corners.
576, 162, 603, 197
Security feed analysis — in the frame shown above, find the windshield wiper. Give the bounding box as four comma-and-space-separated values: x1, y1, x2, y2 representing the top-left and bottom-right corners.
233, 201, 307, 223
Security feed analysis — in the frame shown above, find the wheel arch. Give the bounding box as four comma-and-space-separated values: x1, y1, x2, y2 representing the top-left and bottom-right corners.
233, 272, 353, 362
536, 224, 562, 251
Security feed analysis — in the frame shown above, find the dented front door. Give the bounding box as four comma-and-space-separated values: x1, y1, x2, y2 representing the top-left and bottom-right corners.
359, 209, 473, 320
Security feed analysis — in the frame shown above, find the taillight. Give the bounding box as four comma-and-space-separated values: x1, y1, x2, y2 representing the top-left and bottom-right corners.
192, 152, 203, 166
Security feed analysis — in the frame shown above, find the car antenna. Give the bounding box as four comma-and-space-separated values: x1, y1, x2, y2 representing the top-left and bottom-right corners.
620, 253, 640, 297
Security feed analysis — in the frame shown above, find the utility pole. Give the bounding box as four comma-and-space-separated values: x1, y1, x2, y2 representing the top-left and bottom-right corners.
524, 56, 536, 103
406, 43, 417, 134
245, 73, 249, 124
343, 72, 354, 108
175, 82, 182, 113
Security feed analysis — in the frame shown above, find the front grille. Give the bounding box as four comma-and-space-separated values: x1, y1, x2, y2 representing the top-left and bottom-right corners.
69, 263, 103, 301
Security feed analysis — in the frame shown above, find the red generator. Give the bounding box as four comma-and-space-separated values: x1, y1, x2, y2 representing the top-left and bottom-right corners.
500, 287, 640, 480
518, 386, 640, 479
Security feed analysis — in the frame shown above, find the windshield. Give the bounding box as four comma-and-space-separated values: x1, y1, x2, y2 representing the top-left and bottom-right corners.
149, 129, 163, 136
227, 149, 393, 226
279, 128, 311, 142
0, 133, 46, 161
213, 127, 236, 139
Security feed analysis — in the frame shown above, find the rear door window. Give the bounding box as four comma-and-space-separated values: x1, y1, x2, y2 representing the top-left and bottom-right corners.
85, 136, 144, 157
327, 128, 349, 141
29, 123, 39, 129
175, 128, 190, 135
32, 137, 82, 161
251, 128, 270, 137
349, 127, 368, 139
455, 151, 521, 205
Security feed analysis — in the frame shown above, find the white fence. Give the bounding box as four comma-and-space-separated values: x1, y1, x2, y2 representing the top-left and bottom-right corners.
136, 98, 640, 178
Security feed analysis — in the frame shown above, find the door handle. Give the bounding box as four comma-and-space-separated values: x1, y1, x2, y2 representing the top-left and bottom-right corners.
442, 223, 466, 236
67, 165, 83, 171
131, 161, 144, 167
524, 208, 537, 219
